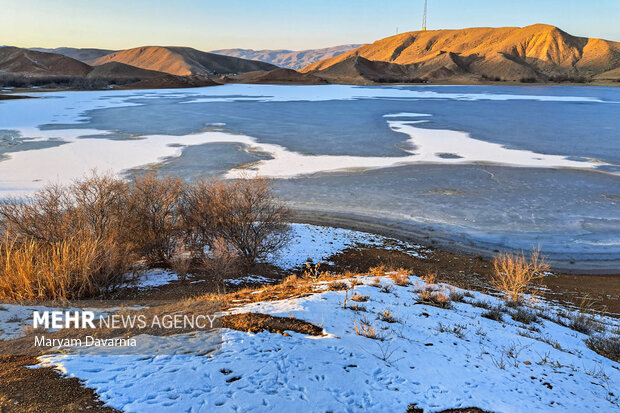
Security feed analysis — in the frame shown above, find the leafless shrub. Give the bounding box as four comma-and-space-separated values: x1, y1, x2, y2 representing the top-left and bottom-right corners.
0, 172, 291, 300
567, 313, 596, 335
491, 249, 549, 302
126, 173, 184, 265
303, 262, 322, 279
370, 277, 382, 287
471, 300, 492, 310
201, 237, 240, 280
180, 178, 290, 267
168, 242, 192, 282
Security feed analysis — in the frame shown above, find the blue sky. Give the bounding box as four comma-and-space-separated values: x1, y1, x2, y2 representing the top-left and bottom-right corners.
2, 0, 619, 50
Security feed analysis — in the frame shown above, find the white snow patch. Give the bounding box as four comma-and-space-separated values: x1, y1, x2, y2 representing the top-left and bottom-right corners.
37, 275, 620, 412
225, 275, 276, 286
128, 269, 178, 289
270, 223, 424, 269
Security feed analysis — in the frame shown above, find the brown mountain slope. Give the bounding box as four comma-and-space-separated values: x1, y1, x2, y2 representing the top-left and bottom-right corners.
118, 74, 220, 89
87, 62, 167, 79
301, 24, 620, 83
0, 47, 92, 76
90, 46, 278, 76
224, 68, 328, 85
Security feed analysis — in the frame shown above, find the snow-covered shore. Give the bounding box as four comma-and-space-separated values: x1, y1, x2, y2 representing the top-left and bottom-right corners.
35, 274, 619, 412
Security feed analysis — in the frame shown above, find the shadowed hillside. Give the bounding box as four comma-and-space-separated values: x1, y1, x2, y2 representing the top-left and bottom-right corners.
0, 47, 92, 76
224, 68, 328, 85
301, 24, 620, 83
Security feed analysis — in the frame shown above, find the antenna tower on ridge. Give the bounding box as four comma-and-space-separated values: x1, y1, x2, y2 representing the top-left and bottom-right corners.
422, 0, 428, 31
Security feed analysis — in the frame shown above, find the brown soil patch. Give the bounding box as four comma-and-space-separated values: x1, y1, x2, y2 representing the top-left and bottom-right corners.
0, 95, 34, 100
0, 355, 118, 413
222, 313, 323, 336
327, 246, 620, 316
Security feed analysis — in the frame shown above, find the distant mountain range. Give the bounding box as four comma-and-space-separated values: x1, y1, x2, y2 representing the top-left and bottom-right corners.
301, 24, 620, 83
1, 25, 618, 91
29, 47, 118, 63
211, 45, 361, 70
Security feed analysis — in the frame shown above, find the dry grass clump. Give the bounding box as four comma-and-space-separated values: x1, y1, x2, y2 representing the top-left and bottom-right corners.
511, 307, 538, 325
417, 289, 452, 309
0, 172, 291, 300
351, 293, 370, 302
389, 270, 409, 286
482, 305, 505, 322
329, 281, 350, 291
348, 303, 367, 312
448, 289, 465, 302
585, 335, 620, 363
0, 234, 130, 300
378, 309, 398, 323
566, 313, 597, 335
369, 265, 387, 277
421, 271, 437, 285
490, 249, 549, 302
353, 316, 384, 340
370, 277, 382, 287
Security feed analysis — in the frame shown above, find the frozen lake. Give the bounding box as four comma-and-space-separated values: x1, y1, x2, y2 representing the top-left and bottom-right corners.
1, 84, 619, 271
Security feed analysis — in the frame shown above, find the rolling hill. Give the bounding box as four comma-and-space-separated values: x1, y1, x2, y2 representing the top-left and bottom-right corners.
90, 46, 278, 76
0, 47, 92, 76
301, 24, 620, 83
212, 45, 361, 70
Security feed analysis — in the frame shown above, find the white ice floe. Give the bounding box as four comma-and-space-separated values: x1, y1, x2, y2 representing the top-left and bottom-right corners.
37, 275, 620, 412
177, 84, 608, 104
1, 86, 614, 196
0, 85, 606, 132
1, 117, 608, 197
0, 131, 238, 196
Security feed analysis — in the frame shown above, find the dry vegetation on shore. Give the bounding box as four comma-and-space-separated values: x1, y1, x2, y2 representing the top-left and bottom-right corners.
0, 172, 290, 300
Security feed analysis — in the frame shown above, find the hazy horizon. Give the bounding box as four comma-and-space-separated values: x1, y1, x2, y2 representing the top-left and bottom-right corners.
2, 0, 619, 51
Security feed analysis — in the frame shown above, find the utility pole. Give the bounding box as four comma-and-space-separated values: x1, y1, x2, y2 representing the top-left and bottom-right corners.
422, 0, 428, 31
